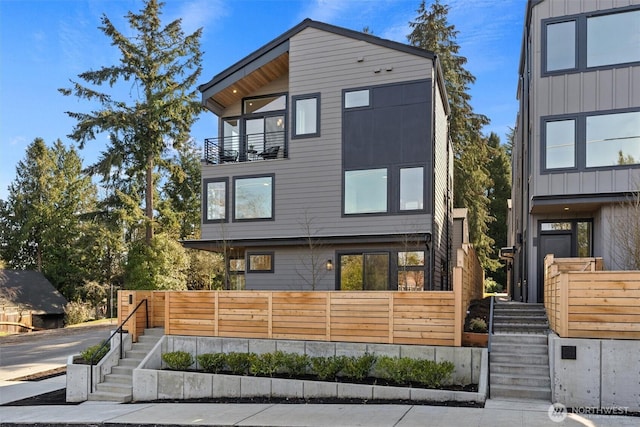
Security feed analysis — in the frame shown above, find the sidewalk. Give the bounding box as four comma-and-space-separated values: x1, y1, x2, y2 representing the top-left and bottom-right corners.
0, 377, 637, 426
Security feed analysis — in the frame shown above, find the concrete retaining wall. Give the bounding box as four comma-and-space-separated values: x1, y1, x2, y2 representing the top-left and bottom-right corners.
549, 333, 640, 411
133, 336, 487, 403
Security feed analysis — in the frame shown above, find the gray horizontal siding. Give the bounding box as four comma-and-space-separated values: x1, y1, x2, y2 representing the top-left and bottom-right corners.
202, 26, 436, 242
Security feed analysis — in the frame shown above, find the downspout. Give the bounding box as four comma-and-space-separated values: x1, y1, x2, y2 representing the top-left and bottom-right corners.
430, 57, 438, 290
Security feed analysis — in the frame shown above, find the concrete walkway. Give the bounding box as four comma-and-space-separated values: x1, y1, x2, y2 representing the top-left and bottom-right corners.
0, 377, 637, 426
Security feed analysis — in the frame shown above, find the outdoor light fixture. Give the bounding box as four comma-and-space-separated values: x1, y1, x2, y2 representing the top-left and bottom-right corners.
326, 259, 334, 271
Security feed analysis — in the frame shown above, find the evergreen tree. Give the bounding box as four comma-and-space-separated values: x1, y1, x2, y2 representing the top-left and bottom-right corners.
486, 132, 512, 287
157, 138, 202, 239
408, 0, 494, 268
59, 0, 203, 245
0, 139, 97, 299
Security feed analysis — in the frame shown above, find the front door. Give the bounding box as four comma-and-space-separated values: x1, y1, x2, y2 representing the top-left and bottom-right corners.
537, 221, 592, 302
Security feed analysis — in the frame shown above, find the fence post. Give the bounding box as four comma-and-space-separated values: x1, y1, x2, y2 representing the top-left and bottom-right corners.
453, 267, 463, 347
559, 273, 569, 337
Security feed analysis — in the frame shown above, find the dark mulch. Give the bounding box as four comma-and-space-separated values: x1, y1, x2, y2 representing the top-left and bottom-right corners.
464, 297, 491, 332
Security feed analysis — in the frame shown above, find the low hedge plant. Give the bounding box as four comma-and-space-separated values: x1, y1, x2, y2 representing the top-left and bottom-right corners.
162, 351, 194, 371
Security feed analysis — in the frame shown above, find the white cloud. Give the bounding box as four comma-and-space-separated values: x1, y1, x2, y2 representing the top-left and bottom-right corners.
297, 0, 353, 23
171, 0, 227, 37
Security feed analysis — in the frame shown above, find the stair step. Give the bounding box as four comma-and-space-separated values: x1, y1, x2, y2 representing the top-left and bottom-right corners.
490, 362, 550, 376
119, 358, 142, 367
490, 384, 551, 401
493, 324, 549, 333
490, 353, 548, 365
112, 365, 134, 376
96, 381, 133, 395
142, 328, 165, 336
126, 349, 150, 359
490, 373, 550, 388
491, 334, 548, 345
104, 373, 132, 385
491, 343, 548, 355
88, 390, 132, 403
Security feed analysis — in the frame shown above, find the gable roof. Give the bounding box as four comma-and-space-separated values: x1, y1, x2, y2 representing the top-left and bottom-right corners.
0, 270, 68, 315
199, 18, 441, 115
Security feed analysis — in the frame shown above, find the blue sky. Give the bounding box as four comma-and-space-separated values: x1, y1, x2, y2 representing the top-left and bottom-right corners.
0, 0, 525, 200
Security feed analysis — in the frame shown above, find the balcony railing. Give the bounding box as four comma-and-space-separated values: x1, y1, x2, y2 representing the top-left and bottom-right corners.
204, 131, 286, 164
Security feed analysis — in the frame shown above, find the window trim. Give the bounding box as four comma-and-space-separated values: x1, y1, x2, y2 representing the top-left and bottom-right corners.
541, 116, 578, 172
541, 108, 640, 173
203, 178, 228, 223
247, 251, 275, 273
541, 6, 640, 76
232, 174, 276, 222
292, 93, 320, 139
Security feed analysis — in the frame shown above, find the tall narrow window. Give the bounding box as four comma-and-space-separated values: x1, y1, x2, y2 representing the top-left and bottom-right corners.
234, 176, 274, 220
398, 251, 425, 291
293, 94, 319, 138
344, 169, 387, 214
204, 179, 227, 222
400, 167, 424, 210
545, 21, 576, 72
545, 119, 575, 169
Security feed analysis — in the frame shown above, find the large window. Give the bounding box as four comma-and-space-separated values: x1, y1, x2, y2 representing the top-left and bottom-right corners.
545, 119, 576, 169
586, 111, 640, 167
344, 169, 387, 214
339, 253, 389, 290
203, 178, 227, 222
543, 9, 640, 74
543, 110, 640, 172
587, 10, 640, 68
244, 94, 286, 114
292, 94, 319, 138
234, 175, 274, 220
400, 167, 424, 210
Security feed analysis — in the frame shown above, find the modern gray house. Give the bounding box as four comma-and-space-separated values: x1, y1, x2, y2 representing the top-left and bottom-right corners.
509, 0, 640, 302
184, 19, 452, 292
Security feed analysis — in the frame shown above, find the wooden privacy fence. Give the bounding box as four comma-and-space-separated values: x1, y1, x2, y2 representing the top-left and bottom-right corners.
118, 245, 484, 346
0, 308, 33, 333
544, 255, 640, 339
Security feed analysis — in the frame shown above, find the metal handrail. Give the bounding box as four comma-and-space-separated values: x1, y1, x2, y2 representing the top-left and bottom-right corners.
487, 295, 496, 399
89, 298, 148, 393
204, 130, 286, 164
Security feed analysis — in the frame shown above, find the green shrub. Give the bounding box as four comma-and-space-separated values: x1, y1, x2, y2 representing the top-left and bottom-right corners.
249, 351, 286, 377
341, 353, 377, 381
80, 340, 110, 363
375, 356, 415, 385
281, 352, 309, 377
225, 352, 252, 375
413, 360, 454, 387
197, 353, 226, 373
162, 351, 194, 371
64, 301, 93, 325
469, 317, 488, 333
310, 355, 346, 381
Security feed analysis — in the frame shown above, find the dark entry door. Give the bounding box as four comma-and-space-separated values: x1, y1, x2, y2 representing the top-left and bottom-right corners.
537, 233, 572, 302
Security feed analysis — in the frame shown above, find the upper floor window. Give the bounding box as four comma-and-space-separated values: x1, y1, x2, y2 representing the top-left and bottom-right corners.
234, 175, 274, 220
400, 167, 424, 211
292, 93, 320, 138
543, 110, 640, 172
244, 95, 286, 114
586, 111, 640, 167
587, 10, 640, 68
344, 168, 387, 214
545, 119, 576, 170
344, 89, 370, 108
543, 9, 640, 74
546, 21, 576, 71
203, 178, 227, 222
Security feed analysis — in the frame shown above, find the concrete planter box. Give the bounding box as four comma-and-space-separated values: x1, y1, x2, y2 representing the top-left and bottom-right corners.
134, 369, 486, 404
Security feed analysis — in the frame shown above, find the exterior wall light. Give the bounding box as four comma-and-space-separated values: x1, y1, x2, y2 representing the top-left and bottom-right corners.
326, 259, 334, 271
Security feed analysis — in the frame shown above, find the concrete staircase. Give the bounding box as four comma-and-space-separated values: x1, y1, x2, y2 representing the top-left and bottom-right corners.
489, 302, 551, 401
88, 328, 163, 402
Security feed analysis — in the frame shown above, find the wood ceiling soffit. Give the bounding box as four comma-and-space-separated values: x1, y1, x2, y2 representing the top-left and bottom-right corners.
212, 53, 289, 108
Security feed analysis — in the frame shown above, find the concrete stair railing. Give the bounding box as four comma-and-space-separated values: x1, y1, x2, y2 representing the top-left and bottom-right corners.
88, 328, 164, 403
